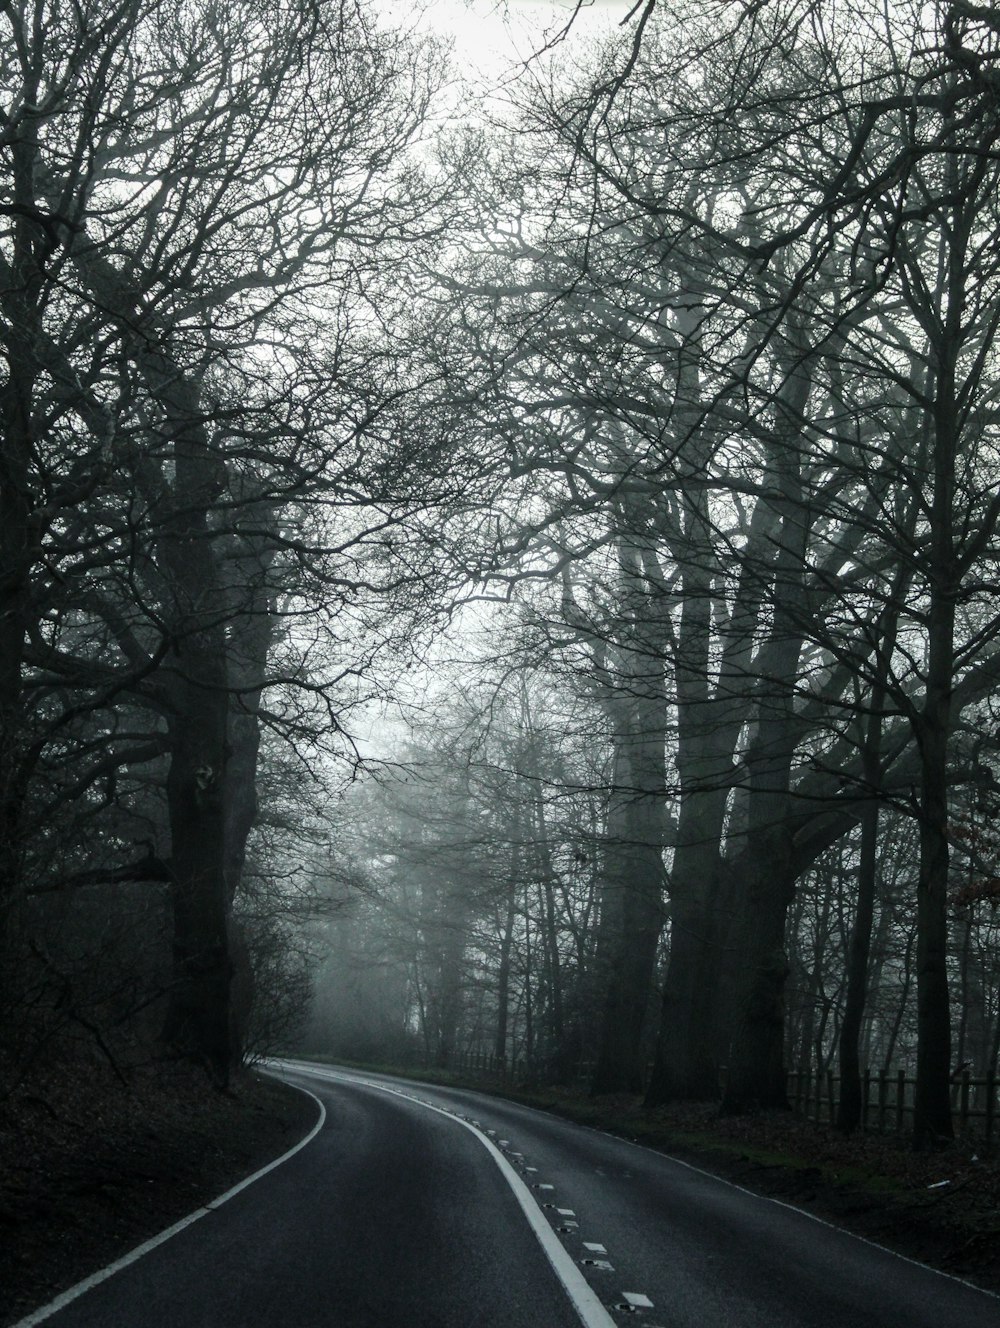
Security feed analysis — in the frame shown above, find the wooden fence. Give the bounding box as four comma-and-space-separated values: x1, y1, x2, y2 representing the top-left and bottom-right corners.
451, 1048, 999, 1140
788, 1067, 998, 1140
452, 1048, 510, 1078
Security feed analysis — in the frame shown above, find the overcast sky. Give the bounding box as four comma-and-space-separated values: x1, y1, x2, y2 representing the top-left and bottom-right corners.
409, 0, 633, 76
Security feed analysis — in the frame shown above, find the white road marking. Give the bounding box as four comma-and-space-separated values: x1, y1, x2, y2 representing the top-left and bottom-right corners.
9, 1079, 327, 1328
289, 1063, 618, 1328
544, 1090, 1000, 1305
622, 1292, 654, 1308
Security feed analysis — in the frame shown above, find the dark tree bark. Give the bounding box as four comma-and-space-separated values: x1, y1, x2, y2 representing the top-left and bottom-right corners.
912, 427, 958, 1145
156, 419, 233, 1084
0, 99, 47, 1008
720, 337, 813, 1115
909, 139, 990, 1147
495, 882, 517, 1066
836, 787, 879, 1134
837, 628, 896, 1132
590, 670, 666, 1094
220, 509, 281, 1060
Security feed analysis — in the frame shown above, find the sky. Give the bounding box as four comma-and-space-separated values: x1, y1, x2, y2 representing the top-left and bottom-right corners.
353, 0, 638, 758
405, 0, 634, 77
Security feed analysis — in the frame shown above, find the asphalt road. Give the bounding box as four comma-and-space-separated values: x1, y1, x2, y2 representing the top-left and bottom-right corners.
19, 1060, 1000, 1328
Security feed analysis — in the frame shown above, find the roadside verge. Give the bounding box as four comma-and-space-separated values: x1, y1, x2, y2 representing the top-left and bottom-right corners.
1, 1067, 322, 1327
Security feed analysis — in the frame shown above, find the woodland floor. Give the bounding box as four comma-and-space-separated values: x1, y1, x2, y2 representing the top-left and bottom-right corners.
321, 1058, 1000, 1297
0, 1056, 317, 1327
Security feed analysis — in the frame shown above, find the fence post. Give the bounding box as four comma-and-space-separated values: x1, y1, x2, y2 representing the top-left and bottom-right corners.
895, 1069, 906, 1132
877, 1069, 888, 1131
987, 1069, 996, 1145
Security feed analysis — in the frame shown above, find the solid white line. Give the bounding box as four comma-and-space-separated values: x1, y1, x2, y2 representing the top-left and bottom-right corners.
604, 1127, 1000, 1303
10, 1081, 326, 1328
278, 1062, 617, 1328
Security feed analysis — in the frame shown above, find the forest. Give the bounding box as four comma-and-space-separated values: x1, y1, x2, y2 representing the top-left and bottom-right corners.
3, 0, 1000, 1160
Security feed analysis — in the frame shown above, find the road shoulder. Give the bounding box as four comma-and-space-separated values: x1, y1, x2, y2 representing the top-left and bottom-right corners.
1, 1063, 318, 1327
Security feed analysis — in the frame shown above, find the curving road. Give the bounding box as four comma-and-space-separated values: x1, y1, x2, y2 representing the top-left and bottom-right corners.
17, 1060, 1000, 1328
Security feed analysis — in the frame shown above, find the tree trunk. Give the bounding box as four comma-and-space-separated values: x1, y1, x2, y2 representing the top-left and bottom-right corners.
720, 844, 798, 1112
720, 334, 812, 1115
159, 527, 233, 1083
495, 790, 522, 1067
221, 514, 280, 1061
912, 206, 964, 1146
589, 519, 668, 1097
838, 686, 885, 1131
0, 116, 45, 1014
495, 886, 517, 1066
646, 458, 782, 1106
590, 685, 666, 1096
913, 671, 955, 1144
645, 802, 727, 1103
836, 815, 877, 1131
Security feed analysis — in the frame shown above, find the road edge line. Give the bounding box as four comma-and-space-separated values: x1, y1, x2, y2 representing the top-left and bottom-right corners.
280, 1062, 617, 1328
9, 1080, 326, 1328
